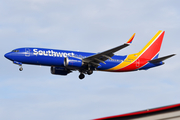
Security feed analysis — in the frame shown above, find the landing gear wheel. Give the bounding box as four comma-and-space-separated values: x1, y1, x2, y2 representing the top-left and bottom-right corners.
79, 74, 85, 79
19, 67, 23, 71
87, 70, 93, 75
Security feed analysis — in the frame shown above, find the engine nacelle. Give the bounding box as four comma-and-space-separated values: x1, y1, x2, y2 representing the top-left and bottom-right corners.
64, 57, 83, 68
51, 66, 71, 75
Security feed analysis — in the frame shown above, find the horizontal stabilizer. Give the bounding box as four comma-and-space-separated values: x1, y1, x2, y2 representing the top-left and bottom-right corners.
149, 54, 176, 63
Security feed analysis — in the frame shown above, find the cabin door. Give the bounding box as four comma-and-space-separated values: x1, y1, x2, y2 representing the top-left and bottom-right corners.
25, 48, 30, 57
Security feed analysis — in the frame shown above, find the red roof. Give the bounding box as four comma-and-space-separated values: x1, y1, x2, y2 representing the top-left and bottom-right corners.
94, 103, 180, 120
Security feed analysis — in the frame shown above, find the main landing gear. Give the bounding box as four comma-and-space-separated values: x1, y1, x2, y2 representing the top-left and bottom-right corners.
87, 70, 93, 75
79, 70, 93, 80
79, 73, 85, 79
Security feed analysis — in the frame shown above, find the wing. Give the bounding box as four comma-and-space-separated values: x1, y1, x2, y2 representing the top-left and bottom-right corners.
82, 33, 135, 67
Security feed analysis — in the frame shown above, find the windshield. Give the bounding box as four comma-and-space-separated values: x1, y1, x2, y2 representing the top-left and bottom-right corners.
11, 50, 19, 52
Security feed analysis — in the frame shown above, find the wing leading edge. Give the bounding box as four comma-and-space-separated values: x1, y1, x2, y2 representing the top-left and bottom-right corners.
82, 33, 135, 67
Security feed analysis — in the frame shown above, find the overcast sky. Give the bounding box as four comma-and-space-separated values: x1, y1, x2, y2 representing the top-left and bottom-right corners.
0, 0, 180, 120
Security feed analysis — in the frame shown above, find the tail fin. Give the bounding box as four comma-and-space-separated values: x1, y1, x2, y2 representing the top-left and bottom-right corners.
137, 30, 165, 60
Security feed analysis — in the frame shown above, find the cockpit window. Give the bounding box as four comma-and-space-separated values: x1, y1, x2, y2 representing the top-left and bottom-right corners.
12, 50, 19, 52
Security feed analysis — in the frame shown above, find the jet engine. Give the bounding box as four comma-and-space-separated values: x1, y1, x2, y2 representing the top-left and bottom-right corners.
51, 66, 71, 75
64, 57, 83, 68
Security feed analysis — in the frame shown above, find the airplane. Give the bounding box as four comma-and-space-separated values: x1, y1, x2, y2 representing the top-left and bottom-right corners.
4, 30, 175, 79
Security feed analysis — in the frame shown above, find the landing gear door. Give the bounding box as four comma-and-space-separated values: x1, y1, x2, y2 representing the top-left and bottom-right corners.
25, 48, 30, 57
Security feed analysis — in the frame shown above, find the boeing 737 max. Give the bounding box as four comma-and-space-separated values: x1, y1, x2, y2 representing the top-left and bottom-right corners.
4, 30, 175, 79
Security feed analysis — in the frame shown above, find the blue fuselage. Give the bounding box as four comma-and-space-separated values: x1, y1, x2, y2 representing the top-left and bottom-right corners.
4, 47, 127, 71
4, 31, 174, 79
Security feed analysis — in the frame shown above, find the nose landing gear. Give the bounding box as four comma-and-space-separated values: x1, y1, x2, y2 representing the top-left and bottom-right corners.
13, 61, 23, 71
19, 66, 23, 71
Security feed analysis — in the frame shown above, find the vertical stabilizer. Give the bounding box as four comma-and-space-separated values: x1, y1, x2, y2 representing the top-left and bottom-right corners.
138, 30, 165, 60
111, 30, 165, 72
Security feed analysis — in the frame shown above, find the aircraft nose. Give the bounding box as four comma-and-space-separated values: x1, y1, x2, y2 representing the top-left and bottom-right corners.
4, 52, 11, 60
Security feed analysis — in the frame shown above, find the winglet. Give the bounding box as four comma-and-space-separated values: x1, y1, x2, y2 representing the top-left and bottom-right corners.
126, 33, 135, 44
